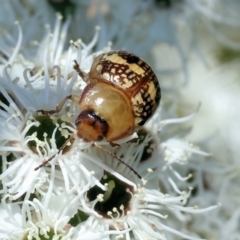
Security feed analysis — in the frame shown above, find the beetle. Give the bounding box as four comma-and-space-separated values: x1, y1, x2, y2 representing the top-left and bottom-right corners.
34, 51, 161, 178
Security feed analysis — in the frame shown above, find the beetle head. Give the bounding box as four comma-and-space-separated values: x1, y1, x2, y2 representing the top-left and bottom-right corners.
75, 109, 109, 142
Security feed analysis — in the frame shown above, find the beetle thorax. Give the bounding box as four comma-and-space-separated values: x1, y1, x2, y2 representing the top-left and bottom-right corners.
77, 81, 135, 142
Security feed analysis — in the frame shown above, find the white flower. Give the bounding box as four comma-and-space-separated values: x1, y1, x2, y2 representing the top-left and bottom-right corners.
0, 65, 106, 200
0, 12, 103, 88
78, 169, 220, 240
0, 16, 107, 199
0, 202, 24, 240
0, 191, 80, 240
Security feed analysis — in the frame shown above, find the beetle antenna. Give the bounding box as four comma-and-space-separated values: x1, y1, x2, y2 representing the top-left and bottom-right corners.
34, 134, 142, 179
34, 135, 75, 171
93, 142, 142, 179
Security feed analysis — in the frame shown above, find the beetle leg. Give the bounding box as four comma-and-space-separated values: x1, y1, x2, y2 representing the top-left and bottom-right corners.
37, 95, 80, 115
73, 60, 88, 82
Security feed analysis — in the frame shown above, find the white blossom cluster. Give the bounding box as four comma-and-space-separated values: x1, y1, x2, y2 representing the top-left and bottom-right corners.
0, 1, 230, 239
